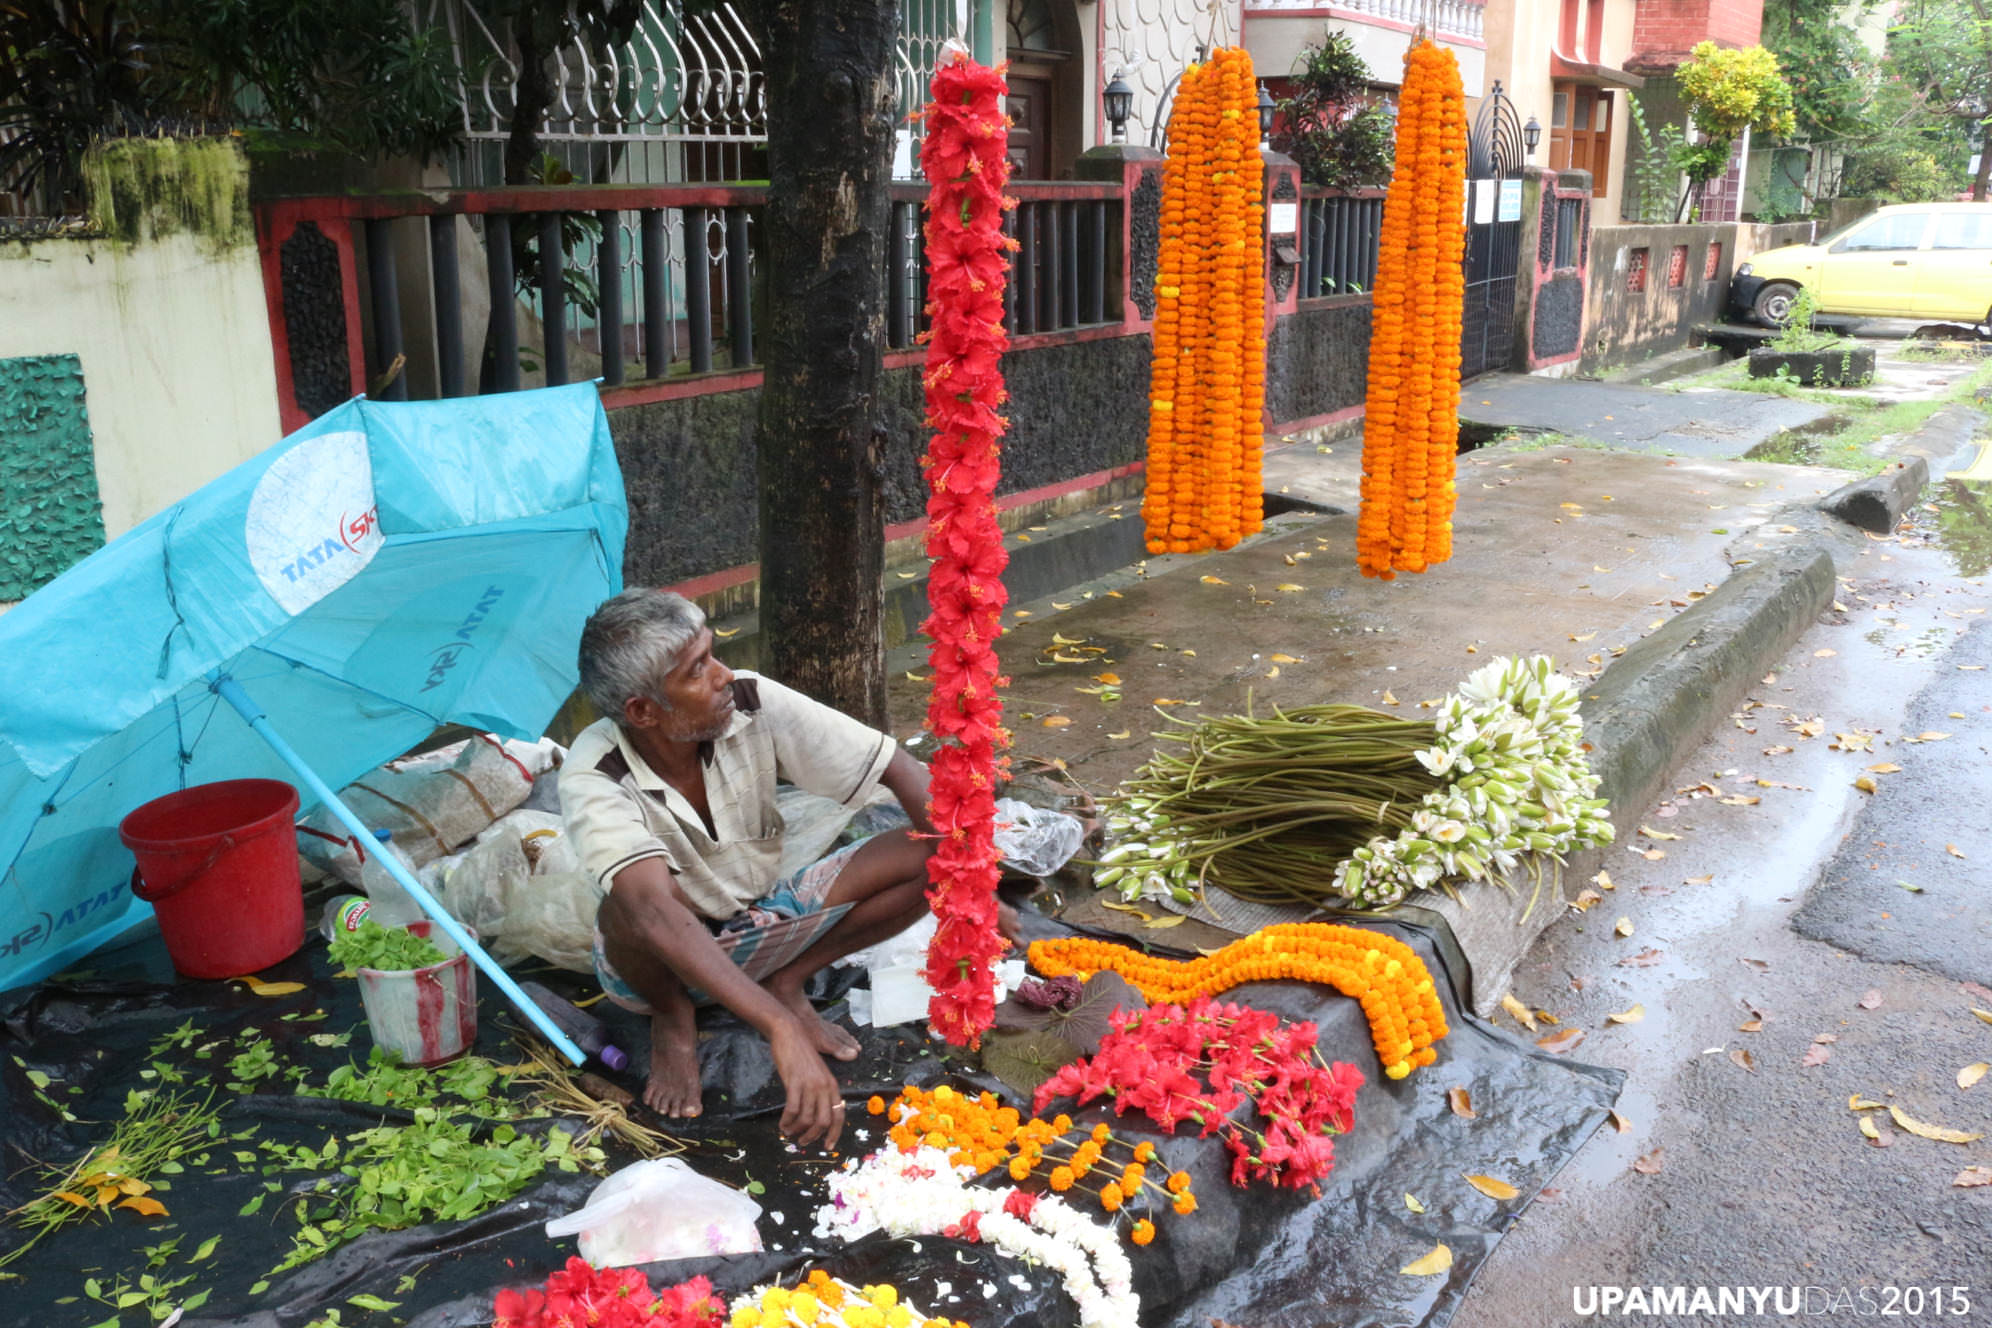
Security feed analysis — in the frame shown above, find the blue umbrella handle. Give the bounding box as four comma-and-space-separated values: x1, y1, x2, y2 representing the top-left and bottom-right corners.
210, 673, 587, 1066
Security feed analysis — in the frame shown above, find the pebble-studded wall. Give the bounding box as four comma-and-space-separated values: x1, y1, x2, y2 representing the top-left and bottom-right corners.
0, 354, 105, 601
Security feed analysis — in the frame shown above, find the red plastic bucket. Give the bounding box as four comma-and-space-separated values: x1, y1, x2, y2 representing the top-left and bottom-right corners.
120, 779, 305, 980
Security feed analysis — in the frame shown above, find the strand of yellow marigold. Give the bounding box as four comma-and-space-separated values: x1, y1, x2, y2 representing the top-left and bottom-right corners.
1176, 61, 1213, 553
1027, 923, 1449, 1080
1395, 47, 1440, 573
1237, 54, 1268, 540
1357, 49, 1424, 579
1206, 52, 1246, 549
1423, 46, 1469, 567
1145, 74, 1188, 553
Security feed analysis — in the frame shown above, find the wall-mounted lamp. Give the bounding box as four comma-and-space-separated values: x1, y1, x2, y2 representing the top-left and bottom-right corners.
1257, 82, 1276, 147
1104, 72, 1133, 144
1523, 115, 1542, 160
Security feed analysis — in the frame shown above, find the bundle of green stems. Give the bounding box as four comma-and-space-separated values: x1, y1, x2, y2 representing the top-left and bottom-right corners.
1096, 704, 1444, 907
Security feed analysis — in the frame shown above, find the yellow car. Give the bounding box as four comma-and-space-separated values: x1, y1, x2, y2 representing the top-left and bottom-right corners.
1730, 202, 1992, 326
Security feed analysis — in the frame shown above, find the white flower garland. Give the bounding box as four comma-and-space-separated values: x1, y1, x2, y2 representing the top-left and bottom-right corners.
815, 1147, 1140, 1328
1335, 655, 1615, 907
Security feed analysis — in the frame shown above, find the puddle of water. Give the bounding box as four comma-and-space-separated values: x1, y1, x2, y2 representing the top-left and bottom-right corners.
1901, 479, 1992, 576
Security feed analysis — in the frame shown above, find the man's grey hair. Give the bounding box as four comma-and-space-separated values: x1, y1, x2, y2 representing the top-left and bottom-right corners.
577, 588, 708, 719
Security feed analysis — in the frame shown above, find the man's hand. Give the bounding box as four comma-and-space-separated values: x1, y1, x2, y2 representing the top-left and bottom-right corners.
770, 1021, 847, 1149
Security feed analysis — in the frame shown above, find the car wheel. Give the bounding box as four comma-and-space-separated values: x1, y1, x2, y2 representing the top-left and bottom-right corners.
1753, 281, 1800, 328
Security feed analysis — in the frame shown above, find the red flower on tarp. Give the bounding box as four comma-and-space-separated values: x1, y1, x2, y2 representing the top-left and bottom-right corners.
495, 1261, 725, 1328
920, 46, 1014, 1049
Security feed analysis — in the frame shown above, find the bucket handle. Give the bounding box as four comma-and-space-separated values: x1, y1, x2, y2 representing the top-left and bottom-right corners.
129, 834, 237, 904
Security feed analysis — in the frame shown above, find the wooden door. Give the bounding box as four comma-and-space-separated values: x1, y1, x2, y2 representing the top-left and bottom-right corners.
1006, 74, 1052, 180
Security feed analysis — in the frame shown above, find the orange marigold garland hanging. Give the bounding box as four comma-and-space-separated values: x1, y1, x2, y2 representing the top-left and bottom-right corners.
1357, 39, 1467, 579
1142, 47, 1265, 555
919, 47, 1015, 1047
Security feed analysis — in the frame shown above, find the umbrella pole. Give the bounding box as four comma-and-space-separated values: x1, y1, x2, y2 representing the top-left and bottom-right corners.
210, 674, 587, 1066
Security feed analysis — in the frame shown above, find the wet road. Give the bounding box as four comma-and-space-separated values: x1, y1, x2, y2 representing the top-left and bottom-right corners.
1455, 509, 1992, 1327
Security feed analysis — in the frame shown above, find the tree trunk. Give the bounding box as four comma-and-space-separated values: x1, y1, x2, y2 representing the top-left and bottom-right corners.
752, 0, 901, 727
1975, 122, 1992, 201
506, 18, 557, 186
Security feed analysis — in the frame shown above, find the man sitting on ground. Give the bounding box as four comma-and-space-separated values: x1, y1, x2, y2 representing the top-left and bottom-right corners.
561, 588, 999, 1149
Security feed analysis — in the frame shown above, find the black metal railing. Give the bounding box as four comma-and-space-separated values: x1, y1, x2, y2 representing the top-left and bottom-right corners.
319, 179, 1125, 408
1298, 190, 1385, 299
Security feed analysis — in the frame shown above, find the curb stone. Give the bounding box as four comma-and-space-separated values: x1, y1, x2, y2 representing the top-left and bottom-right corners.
1818, 456, 1928, 534
1423, 545, 1836, 1018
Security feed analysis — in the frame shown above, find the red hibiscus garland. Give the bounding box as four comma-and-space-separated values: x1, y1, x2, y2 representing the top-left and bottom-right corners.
919, 47, 1015, 1048
493, 1259, 725, 1328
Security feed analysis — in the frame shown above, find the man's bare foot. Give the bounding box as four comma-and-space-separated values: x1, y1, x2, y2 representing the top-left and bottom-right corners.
644, 1016, 703, 1116
770, 982, 862, 1061
998, 901, 1022, 945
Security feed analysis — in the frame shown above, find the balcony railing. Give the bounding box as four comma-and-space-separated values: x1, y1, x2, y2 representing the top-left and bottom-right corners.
1298, 189, 1385, 300
1243, 0, 1486, 42
262, 179, 1125, 418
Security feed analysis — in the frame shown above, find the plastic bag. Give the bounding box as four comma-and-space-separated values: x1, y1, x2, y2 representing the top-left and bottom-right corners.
992, 797, 1085, 876
431, 810, 598, 973
543, 1157, 764, 1267
298, 735, 563, 885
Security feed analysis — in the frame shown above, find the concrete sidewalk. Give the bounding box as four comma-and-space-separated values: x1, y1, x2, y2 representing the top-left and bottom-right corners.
1455, 372, 1832, 458
885, 431, 1867, 1016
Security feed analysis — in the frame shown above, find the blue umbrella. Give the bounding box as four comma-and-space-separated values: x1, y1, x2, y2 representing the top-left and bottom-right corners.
0, 384, 626, 1061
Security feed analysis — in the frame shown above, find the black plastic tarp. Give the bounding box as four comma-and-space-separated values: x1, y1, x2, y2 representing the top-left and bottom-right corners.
0, 907, 1619, 1328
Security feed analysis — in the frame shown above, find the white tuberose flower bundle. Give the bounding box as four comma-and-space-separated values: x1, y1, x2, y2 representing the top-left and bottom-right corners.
1334, 655, 1615, 907
815, 1147, 1139, 1328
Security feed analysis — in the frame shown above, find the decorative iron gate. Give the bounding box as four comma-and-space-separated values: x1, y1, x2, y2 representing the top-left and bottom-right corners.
1460, 81, 1526, 380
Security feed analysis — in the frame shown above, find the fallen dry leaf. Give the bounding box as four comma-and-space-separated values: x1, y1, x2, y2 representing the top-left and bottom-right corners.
1041, 716, 1073, 728
1685, 874, 1714, 885
1762, 745, 1794, 756
1106, 730, 1132, 740
1099, 902, 1153, 921
1867, 761, 1902, 774
1638, 848, 1667, 861
1947, 844, 1967, 859
1609, 1109, 1632, 1133
1270, 653, 1299, 663
1632, 1148, 1663, 1175
1639, 825, 1682, 841
1618, 948, 1664, 967
1849, 1095, 1887, 1111
117, 1195, 168, 1218
1593, 869, 1615, 891
1144, 914, 1187, 930
241, 977, 306, 998
1858, 989, 1883, 1010
1853, 775, 1878, 794
1614, 917, 1635, 938
1888, 1106, 1984, 1143
1815, 648, 1837, 658
1463, 1174, 1519, 1201
1199, 575, 1227, 586
1570, 889, 1604, 912
1400, 1244, 1453, 1277
1740, 957, 1769, 971
1729, 1048, 1757, 1073
1860, 1116, 1885, 1142
1739, 1020, 1764, 1033
1954, 1167, 1992, 1188
1448, 1088, 1475, 1119
1801, 1044, 1832, 1068
1607, 1004, 1646, 1025
1381, 689, 1399, 706
1500, 993, 1538, 1032
1719, 795, 1761, 807
1404, 1191, 1426, 1213
1276, 583, 1305, 593
1975, 1009, 1992, 1026
1093, 671, 1121, 685
1957, 1063, 1989, 1090
1537, 1027, 1586, 1055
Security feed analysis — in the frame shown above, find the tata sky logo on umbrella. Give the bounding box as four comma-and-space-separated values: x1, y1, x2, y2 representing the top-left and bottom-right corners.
422, 584, 506, 693
244, 431, 386, 614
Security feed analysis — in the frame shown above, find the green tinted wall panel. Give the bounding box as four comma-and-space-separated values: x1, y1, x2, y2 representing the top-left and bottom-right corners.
0, 354, 106, 600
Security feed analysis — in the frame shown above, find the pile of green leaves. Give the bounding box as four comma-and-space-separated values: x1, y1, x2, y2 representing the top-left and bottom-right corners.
315, 1046, 519, 1118
327, 919, 448, 973
263, 1111, 596, 1273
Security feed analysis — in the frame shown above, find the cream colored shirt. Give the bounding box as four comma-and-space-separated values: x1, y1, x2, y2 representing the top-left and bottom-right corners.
559, 672, 896, 920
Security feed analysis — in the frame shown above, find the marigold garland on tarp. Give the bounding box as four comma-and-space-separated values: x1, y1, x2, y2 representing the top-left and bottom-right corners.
919, 48, 1016, 1047
1142, 46, 1266, 555
1027, 923, 1448, 1079
1357, 38, 1467, 579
